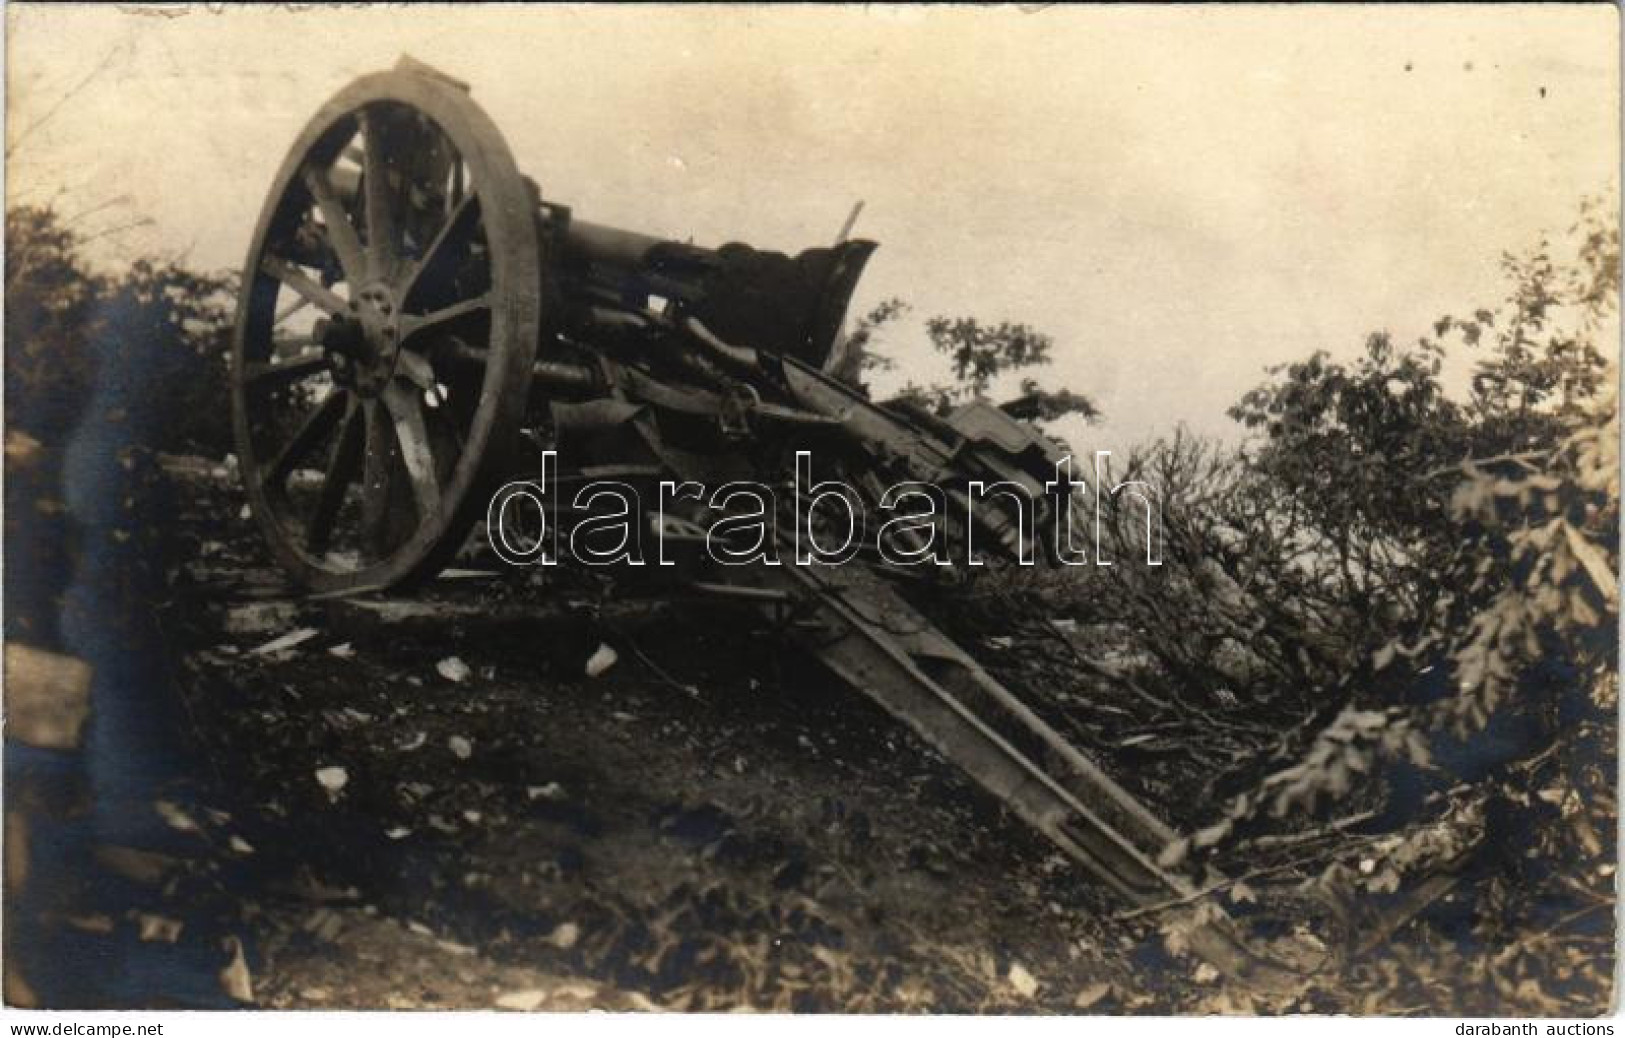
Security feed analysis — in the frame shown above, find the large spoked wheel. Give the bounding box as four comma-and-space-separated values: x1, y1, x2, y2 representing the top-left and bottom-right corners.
232, 66, 541, 594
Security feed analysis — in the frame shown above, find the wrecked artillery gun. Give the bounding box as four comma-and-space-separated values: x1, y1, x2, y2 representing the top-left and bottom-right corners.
230, 58, 1293, 988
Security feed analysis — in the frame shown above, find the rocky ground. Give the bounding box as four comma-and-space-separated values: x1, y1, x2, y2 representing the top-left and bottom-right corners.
15, 450, 1462, 1013
157, 454, 1206, 1012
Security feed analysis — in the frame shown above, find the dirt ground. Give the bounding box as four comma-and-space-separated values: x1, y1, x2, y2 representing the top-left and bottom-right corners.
23, 451, 1368, 1013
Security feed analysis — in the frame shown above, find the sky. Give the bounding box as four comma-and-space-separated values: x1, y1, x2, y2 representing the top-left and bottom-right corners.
6, 4, 1619, 449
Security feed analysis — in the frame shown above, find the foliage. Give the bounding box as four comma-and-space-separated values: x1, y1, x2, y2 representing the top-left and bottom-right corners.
5, 204, 236, 456
837, 296, 910, 379
840, 297, 1099, 423
1002, 378, 1102, 424
97, 258, 237, 454
1216, 195, 1618, 815
1066, 195, 1617, 1011
6, 205, 107, 441
924, 315, 1053, 397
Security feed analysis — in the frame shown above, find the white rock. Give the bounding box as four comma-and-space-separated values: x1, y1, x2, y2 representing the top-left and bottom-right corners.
136, 914, 183, 943
154, 800, 201, 833
527, 782, 566, 801
253, 627, 319, 656
448, 735, 473, 759
1074, 981, 1111, 1009
219, 935, 254, 1003
315, 766, 349, 794
1008, 963, 1039, 997
548, 921, 581, 950
436, 656, 472, 683
496, 989, 548, 1011
584, 643, 618, 678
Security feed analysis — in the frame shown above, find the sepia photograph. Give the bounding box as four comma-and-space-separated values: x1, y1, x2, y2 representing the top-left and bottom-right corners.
2, 2, 1619, 1020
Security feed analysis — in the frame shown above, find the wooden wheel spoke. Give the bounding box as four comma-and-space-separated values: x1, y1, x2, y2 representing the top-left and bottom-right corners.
359, 399, 397, 552
381, 380, 443, 517
402, 194, 480, 305
361, 109, 401, 278
398, 114, 456, 229
436, 334, 488, 368
244, 352, 328, 390
395, 350, 437, 392
400, 293, 491, 341
275, 294, 313, 326
263, 391, 347, 490
306, 398, 365, 555
261, 255, 347, 315
302, 164, 367, 284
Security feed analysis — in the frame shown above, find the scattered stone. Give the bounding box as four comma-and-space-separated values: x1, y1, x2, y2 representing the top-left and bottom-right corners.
585, 643, 618, 678
1074, 981, 1113, 1009
448, 735, 473, 759
547, 921, 581, 950
4, 429, 42, 465
495, 989, 548, 1011
229, 835, 255, 855
1008, 963, 1039, 998
253, 627, 319, 656
327, 642, 356, 658
316, 766, 349, 795
526, 782, 566, 802
154, 800, 201, 834
337, 707, 374, 726
436, 656, 472, 683
219, 935, 254, 1003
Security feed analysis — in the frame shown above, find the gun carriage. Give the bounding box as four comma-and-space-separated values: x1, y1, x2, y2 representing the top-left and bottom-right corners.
231, 58, 1293, 988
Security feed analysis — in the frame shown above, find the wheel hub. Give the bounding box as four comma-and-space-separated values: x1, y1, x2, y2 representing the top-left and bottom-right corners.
320, 281, 402, 395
